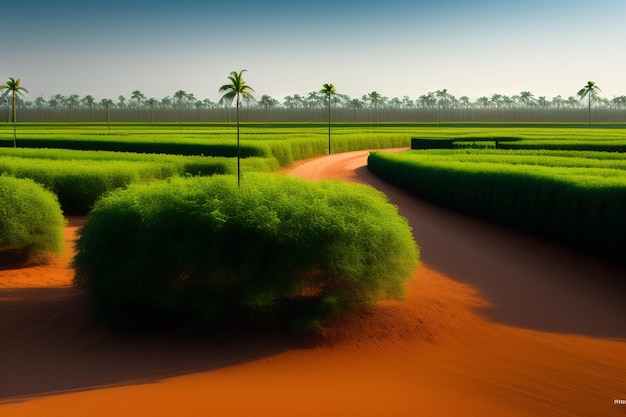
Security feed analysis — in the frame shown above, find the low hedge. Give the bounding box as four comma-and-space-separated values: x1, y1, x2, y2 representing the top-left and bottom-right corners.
498, 140, 626, 152
0, 175, 65, 262
0, 149, 280, 215
0, 138, 273, 158
368, 150, 626, 263
73, 174, 419, 330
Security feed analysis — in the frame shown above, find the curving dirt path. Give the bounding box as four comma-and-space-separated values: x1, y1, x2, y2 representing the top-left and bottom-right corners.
1, 150, 625, 417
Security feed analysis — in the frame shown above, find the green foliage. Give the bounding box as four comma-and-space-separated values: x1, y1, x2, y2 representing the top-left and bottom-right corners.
73, 174, 419, 330
5, 123, 625, 222
497, 140, 626, 152
0, 148, 242, 214
0, 137, 272, 158
368, 149, 626, 263
0, 175, 64, 262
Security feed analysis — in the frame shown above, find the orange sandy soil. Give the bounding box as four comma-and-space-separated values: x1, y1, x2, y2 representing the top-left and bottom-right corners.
1, 150, 626, 417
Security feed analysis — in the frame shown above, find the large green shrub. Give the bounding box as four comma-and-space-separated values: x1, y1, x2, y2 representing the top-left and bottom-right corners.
0, 175, 65, 262
73, 174, 419, 330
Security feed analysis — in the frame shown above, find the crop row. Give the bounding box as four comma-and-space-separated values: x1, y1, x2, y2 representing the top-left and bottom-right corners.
0, 148, 277, 214
0, 137, 273, 158
406, 149, 626, 170
0, 125, 413, 167
367, 150, 626, 263
497, 140, 626, 152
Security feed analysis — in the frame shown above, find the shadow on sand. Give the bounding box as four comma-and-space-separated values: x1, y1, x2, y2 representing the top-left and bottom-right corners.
355, 166, 626, 339
0, 286, 304, 403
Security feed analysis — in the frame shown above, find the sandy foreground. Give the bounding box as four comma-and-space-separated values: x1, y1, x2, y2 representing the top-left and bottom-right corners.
1, 149, 625, 416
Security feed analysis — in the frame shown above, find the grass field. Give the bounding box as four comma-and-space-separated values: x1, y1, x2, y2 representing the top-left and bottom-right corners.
2, 122, 626, 219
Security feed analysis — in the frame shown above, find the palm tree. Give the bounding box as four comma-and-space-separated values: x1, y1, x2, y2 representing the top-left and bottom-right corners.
320, 83, 336, 154
81, 95, 95, 122
518, 91, 535, 108
173, 90, 187, 127
577, 81, 601, 126
435, 89, 451, 126
348, 98, 363, 123
67, 94, 80, 122
0, 78, 29, 147
130, 90, 146, 108
219, 70, 255, 187
100, 98, 114, 130
259, 94, 278, 125
367, 91, 383, 127
146, 98, 158, 123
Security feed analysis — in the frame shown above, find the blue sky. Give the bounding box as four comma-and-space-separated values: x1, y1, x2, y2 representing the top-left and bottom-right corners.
4, 0, 626, 102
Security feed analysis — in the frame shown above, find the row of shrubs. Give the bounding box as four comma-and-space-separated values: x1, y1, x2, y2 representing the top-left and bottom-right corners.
0, 175, 65, 262
0, 133, 411, 216
368, 150, 626, 263
265, 133, 411, 166
0, 137, 274, 158
412, 137, 626, 152
0, 148, 278, 214
497, 140, 626, 152
1, 133, 412, 168
73, 174, 419, 330
411, 149, 626, 169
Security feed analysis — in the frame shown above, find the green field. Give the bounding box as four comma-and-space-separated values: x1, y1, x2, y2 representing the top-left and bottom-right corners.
2, 122, 626, 223
2, 122, 625, 326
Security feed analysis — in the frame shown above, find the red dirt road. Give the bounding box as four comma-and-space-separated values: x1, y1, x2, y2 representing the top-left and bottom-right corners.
1, 150, 625, 417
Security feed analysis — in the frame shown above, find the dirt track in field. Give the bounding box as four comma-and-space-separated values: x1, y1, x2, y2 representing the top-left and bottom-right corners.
1, 149, 625, 417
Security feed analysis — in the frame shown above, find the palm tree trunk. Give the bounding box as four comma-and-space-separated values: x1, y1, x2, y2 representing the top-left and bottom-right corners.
327, 98, 331, 154
237, 94, 241, 188
12, 92, 17, 148
588, 94, 591, 126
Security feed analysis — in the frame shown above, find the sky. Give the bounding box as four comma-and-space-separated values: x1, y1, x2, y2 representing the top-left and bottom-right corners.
4, 0, 626, 103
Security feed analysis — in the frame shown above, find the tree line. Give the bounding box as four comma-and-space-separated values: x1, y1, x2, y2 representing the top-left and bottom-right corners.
5, 87, 624, 111
2, 76, 624, 124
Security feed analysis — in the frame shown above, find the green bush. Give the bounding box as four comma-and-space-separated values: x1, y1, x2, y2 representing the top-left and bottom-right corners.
0, 175, 65, 262
73, 174, 419, 330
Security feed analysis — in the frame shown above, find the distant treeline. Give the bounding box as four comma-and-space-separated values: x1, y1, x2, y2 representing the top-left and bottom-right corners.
4, 107, 626, 124
3, 88, 626, 123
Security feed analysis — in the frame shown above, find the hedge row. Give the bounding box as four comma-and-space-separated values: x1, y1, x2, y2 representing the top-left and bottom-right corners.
0, 175, 65, 262
0, 149, 279, 214
73, 174, 419, 330
0, 137, 273, 158
1, 133, 412, 168
267, 133, 411, 166
498, 140, 626, 152
408, 149, 626, 170
0, 131, 412, 215
368, 150, 626, 263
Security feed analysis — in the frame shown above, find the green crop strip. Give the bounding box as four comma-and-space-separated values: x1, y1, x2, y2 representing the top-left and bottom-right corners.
368, 149, 626, 264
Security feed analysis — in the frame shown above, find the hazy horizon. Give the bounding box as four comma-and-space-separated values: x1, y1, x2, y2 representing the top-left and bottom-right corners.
4, 0, 626, 103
